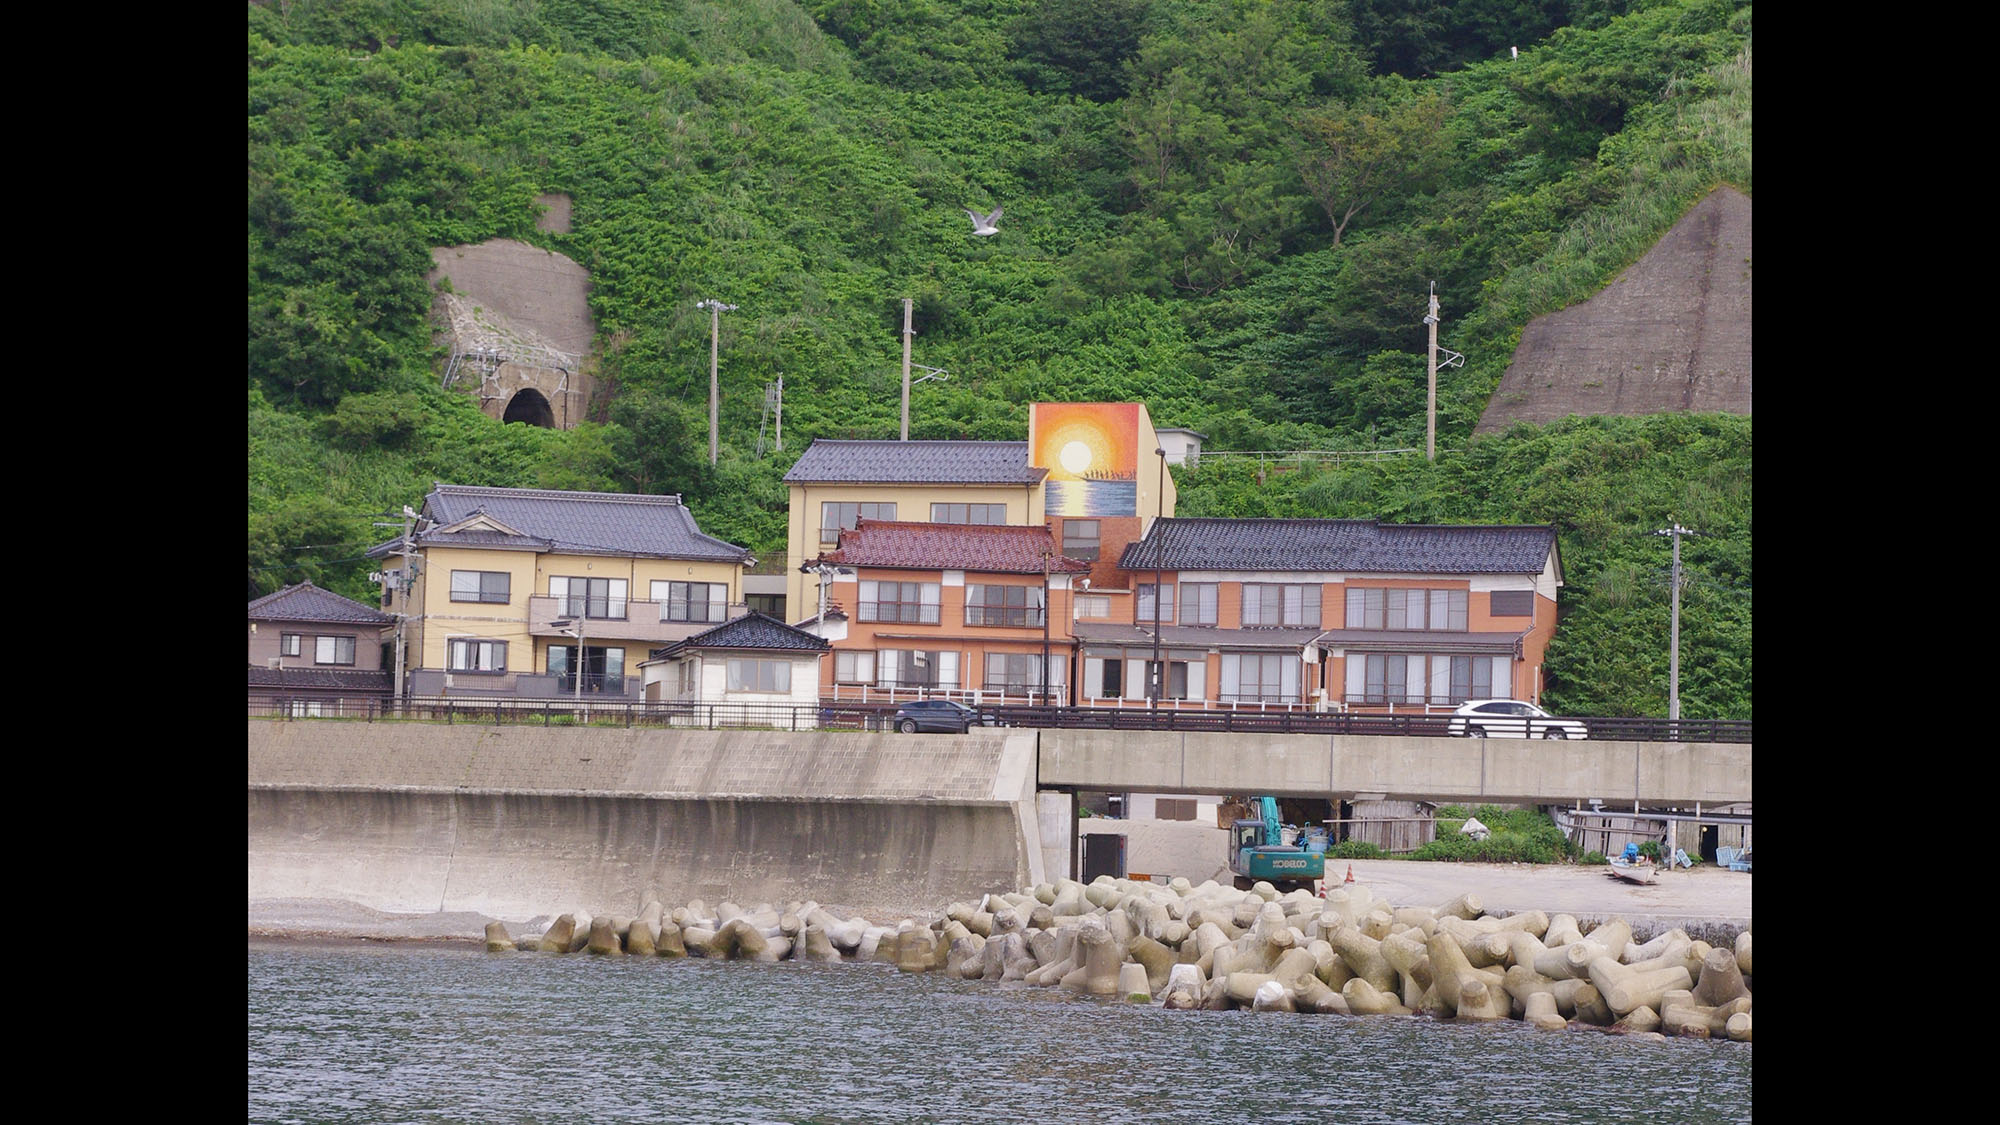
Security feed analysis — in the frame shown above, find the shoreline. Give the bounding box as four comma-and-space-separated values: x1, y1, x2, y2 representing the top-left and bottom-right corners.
249, 859, 1749, 947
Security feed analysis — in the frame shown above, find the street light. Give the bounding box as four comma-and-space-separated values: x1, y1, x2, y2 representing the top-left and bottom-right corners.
696, 298, 738, 466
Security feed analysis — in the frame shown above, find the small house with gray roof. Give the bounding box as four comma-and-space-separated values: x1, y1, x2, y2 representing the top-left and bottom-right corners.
247, 582, 395, 714
367, 483, 753, 702
639, 612, 830, 716
1096, 518, 1563, 711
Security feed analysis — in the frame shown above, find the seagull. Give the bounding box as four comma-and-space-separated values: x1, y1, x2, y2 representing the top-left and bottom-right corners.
963, 205, 1003, 236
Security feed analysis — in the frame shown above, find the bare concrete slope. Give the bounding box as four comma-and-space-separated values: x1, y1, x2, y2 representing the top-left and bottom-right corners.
1477, 186, 1751, 436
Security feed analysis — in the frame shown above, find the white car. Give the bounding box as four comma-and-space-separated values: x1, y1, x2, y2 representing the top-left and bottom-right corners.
1447, 699, 1589, 740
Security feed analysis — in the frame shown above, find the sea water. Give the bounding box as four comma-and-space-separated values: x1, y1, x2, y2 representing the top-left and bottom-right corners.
247, 941, 1750, 1124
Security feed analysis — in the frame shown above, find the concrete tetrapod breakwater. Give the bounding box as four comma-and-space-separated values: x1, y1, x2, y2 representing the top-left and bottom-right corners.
247, 720, 1047, 922
482, 876, 1749, 1046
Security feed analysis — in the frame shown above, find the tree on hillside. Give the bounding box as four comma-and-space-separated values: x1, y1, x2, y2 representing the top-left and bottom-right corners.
1294, 91, 1450, 247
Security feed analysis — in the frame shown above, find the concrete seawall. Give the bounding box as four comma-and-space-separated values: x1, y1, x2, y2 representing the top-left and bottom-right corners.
248, 721, 1044, 922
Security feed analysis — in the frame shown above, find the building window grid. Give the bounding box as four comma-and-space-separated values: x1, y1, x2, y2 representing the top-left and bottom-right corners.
1345, 588, 1468, 631
314, 635, 356, 666
726, 659, 791, 693
1243, 583, 1321, 627
821, 502, 897, 544
552, 576, 628, 620
656, 580, 727, 623
1356, 653, 1499, 705
450, 570, 512, 604
984, 652, 1063, 693
930, 503, 1007, 525
965, 584, 1046, 627
858, 580, 940, 624
1181, 583, 1219, 626
1061, 520, 1101, 561
448, 638, 507, 673
1136, 583, 1174, 624
875, 649, 957, 690
279, 633, 302, 657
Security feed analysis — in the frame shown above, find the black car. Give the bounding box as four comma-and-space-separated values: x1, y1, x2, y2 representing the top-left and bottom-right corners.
891, 699, 1003, 733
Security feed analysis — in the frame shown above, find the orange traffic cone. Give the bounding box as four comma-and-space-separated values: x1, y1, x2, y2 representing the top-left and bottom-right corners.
1344, 863, 1356, 884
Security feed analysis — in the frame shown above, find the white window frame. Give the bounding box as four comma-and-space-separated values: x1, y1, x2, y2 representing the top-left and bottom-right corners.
447, 637, 507, 673
314, 634, 356, 666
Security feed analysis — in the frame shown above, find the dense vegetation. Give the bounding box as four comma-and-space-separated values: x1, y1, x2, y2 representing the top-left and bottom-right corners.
248, 0, 1752, 718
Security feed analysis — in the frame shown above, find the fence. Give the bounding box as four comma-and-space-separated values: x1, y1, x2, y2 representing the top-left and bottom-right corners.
248, 697, 1750, 742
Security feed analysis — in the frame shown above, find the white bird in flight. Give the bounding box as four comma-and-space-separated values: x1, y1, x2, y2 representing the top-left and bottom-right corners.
963, 205, 1003, 236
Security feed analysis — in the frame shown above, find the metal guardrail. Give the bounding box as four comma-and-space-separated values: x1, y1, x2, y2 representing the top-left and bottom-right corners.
248, 697, 1750, 742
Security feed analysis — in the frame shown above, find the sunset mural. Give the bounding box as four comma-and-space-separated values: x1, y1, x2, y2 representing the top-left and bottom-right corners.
1031, 403, 1139, 516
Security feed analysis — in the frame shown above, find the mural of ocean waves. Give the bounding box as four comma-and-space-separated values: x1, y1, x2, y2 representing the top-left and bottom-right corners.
1047, 479, 1136, 517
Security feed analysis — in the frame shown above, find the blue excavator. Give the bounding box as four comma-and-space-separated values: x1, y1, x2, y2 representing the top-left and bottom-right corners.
1227, 796, 1325, 893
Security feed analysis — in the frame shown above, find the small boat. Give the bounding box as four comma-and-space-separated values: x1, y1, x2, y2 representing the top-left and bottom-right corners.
1607, 857, 1659, 885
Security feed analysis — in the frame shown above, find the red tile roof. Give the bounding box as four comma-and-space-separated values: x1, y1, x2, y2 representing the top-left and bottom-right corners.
815, 520, 1092, 574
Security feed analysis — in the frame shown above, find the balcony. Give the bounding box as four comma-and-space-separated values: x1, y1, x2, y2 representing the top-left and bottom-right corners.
527, 595, 745, 646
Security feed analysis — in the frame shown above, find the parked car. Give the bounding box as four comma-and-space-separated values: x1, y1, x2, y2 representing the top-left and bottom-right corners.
892, 699, 1003, 733
1447, 699, 1589, 740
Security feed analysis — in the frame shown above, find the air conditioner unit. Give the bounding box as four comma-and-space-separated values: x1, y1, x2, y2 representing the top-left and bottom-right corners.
267, 658, 282, 669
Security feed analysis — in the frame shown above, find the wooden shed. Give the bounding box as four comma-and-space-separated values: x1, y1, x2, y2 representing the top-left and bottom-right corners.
1340, 800, 1438, 853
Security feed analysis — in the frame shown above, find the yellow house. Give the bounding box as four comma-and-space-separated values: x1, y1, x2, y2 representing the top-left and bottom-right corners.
369, 484, 752, 700
779, 403, 1178, 622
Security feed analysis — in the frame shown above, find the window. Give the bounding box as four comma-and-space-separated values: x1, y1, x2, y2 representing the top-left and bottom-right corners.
876, 649, 958, 689
1083, 649, 1205, 700
1242, 584, 1321, 627
834, 651, 876, 684
1088, 657, 1123, 698
1181, 583, 1219, 626
930, 503, 1007, 525
678, 660, 698, 696
448, 638, 507, 672
1061, 519, 1100, 560
278, 634, 302, 657
1490, 590, 1534, 617
984, 653, 1063, 694
314, 635, 356, 666
1074, 595, 1110, 619
1344, 588, 1467, 631
727, 659, 791, 693
1346, 653, 1508, 705
1220, 652, 1297, 703
821, 502, 896, 544
859, 580, 940, 624
966, 584, 1045, 627
450, 570, 511, 604
549, 644, 626, 694
1137, 583, 1174, 624
550, 576, 627, 620
653, 580, 727, 623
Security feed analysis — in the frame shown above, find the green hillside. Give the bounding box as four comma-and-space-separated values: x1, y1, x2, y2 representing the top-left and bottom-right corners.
247, 0, 1752, 719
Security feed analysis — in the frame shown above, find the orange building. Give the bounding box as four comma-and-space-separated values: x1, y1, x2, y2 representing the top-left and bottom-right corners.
807, 520, 1091, 703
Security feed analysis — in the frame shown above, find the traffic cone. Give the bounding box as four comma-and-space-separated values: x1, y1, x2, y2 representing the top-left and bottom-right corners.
1344, 864, 1355, 884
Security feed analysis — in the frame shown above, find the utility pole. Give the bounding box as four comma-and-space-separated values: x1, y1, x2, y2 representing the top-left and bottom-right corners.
900, 297, 913, 440
697, 298, 737, 466
1424, 284, 1439, 462
1150, 448, 1166, 712
1040, 549, 1051, 706
1653, 522, 1701, 721
774, 374, 783, 452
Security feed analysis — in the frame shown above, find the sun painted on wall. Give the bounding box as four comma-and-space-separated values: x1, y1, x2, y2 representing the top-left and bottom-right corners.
1032, 403, 1139, 516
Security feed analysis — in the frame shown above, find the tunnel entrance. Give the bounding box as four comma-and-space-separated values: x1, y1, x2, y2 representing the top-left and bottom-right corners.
502, 388, 556, 427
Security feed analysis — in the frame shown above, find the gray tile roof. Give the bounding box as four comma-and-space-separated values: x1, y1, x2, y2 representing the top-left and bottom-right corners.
1316, 628, 1524, 655
653, 612, 831, 659
1073, 623, 1324, 650
246, 666, 395, 692
247, 582, 393, 625
1118, 519, 1558, 576
783, 440, 1048, 485
375, 484, 751, 563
